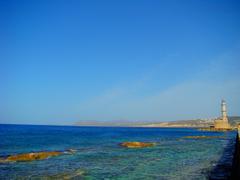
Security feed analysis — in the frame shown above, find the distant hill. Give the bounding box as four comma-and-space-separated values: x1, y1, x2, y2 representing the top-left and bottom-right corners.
139, 116, 240, 128
139, 119, 214, 128
75, 116, 240, 128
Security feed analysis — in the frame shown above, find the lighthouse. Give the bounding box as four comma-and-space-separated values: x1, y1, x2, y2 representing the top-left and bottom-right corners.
214, 100, 231, 130
221, 100, 228, 122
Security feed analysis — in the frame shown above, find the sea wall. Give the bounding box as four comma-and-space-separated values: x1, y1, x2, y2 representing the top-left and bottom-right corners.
230, 130, 240, 179
208, 130, 239, 179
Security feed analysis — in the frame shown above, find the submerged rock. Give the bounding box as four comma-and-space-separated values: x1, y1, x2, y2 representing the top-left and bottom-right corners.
46, 169, 85, 179
0, 149, 77, 163
120, 142, 156, 148
183, 136, 223, 139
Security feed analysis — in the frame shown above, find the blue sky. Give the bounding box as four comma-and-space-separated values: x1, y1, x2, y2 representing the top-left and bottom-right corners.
1, 0, 240, 125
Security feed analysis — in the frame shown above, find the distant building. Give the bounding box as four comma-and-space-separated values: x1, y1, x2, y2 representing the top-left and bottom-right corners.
214, 100, 231, 129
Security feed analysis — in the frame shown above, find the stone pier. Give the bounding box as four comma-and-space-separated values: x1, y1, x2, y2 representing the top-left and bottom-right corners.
230, 125, 240, 179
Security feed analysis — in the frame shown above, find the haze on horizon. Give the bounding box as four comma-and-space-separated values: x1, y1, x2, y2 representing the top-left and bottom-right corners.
1, 0, 240, 125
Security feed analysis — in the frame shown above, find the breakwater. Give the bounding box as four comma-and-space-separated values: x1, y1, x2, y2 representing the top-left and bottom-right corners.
230, 130, 240, 179
209, 130, 240, 180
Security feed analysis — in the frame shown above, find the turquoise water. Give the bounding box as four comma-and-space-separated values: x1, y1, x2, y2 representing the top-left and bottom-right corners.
0, 125, 236, 179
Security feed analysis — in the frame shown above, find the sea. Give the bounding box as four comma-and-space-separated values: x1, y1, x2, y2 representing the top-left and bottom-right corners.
0, 124, 237, 180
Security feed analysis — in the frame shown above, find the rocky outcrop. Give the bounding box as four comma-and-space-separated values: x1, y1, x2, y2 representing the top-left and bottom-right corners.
198, 127, 234, 131
4, 151, 61, 162
183, 136, 223, 139
0, 149, 76, 163
120, 142, 156, 148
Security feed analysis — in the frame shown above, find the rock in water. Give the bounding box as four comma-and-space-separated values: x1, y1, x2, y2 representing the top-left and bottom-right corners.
183, 136, 223, 139
120, 142, 156, 148
5, 151, 62, 162
0, 149, 77, 163
46, 169, 85, 179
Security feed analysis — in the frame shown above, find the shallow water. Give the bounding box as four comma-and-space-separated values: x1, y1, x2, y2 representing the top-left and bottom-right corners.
0, 124, 236, 179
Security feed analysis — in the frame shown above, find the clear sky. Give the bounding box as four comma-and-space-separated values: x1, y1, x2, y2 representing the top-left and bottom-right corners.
1, 0, 240, 125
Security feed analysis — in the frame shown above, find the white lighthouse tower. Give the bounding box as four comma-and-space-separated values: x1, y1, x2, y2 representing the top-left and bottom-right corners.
214, 99, 231, 130
221, 100, 228, 122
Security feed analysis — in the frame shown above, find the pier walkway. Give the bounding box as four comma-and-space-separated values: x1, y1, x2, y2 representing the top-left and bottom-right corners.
230, 127, 240, 179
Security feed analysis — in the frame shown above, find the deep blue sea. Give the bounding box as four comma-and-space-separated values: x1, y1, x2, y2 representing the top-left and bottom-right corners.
0, 124, 237, 179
